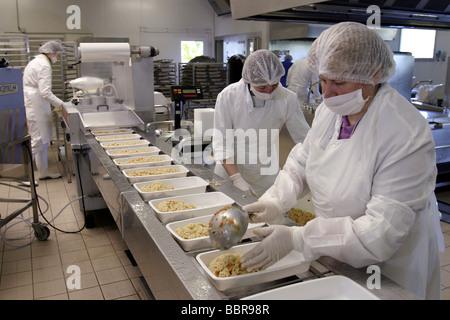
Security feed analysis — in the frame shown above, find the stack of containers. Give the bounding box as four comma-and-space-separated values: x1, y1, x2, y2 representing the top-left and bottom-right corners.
94, 127, 311, 293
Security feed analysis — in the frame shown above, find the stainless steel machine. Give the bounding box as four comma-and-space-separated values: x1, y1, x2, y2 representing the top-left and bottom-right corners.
62, 43, 159, 226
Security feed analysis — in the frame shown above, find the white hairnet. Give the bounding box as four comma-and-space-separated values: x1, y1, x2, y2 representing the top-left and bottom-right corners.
307, 22, 396, 85
38, 41, 63, 54
242, 49, 285, 86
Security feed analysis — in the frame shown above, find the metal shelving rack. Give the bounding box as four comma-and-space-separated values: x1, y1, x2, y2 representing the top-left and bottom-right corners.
154, 60, 177, 97
179, 62, 227, 100
0, 34, 29, 70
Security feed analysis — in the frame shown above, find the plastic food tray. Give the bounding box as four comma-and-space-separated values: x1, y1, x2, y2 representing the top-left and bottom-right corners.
148, 192, 234, 223
134, 176, 208, 201
241, 275, 380, 300
114, 154, 172, 170
196, 242, 310, 291
106, 146, 161, 159
122, 165, 189, 183
91, 128, 134, 136
166, 214, 265, 251
100, 139, 151, 149
95, 133, 142, 142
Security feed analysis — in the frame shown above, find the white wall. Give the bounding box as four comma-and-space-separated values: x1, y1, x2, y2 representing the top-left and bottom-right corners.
2, 1, 449, 84
0, 0, 216, 64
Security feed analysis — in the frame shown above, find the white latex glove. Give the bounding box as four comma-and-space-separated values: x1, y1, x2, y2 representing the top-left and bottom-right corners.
229, 173, 257, 196
241, 225, 304, 271
242, 198, 285, 224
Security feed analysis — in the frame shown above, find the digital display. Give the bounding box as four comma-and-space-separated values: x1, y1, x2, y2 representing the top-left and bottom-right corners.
170, 86, 203, 101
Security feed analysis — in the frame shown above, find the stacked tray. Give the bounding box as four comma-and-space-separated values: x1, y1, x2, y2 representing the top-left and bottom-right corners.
134, 176, 209, 200
95, 133, 143, 143
96, 127, 310, 293
91, 128, 134, 136
106, 146, 161, 159
123, 165, 189, 183
148, 192, 234, 223
114, 154, 172, 170
101, 139, 151, 149
166, 215, 264, 251
196, 242, 311, 291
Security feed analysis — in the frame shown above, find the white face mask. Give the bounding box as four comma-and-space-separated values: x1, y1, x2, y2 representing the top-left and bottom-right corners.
323, 88, 368, 116
50, 56, 58, 64
250, 86, 278, 101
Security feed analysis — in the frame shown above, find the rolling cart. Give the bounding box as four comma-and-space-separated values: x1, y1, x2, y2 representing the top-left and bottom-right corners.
0, 68, 49, 241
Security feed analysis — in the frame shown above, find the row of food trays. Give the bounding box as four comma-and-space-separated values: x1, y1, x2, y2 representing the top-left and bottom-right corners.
92, 128, 312, 294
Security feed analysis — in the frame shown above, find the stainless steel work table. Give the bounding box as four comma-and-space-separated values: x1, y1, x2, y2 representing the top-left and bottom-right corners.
82, 126, 420, 300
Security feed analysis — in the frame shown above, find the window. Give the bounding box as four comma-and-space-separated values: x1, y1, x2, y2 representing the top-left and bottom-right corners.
181, 41, 204, 63
399, 29, 436, 59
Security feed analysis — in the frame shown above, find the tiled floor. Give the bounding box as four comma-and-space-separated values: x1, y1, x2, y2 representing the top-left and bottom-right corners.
1, 143, 450, 300
0, 143, 147, 300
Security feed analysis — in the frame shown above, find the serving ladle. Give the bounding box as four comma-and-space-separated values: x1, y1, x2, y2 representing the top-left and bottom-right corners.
208, 205, 250, 250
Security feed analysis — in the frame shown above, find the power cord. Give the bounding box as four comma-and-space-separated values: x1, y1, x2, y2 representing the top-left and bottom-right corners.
0, 182, 86, 247
0, 141, 91, 247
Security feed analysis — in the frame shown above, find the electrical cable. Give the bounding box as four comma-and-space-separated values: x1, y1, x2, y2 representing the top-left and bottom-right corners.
0, 183, 86, 247
0, 141, 91, 247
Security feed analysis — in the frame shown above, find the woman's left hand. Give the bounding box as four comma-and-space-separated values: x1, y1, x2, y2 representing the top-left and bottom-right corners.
241, 225, 303, 271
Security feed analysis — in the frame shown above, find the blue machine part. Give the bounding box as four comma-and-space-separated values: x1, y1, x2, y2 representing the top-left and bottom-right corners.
0, 68, 27, 164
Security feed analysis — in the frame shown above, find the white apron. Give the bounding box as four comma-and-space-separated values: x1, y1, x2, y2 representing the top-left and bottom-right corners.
213, 79, 310, 196
263, 84, 444, 299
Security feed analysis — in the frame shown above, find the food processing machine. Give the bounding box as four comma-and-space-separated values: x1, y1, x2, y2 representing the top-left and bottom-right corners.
62, 43, 159, 226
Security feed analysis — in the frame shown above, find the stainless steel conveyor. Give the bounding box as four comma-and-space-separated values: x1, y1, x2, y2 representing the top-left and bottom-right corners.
78, 121, 420, 300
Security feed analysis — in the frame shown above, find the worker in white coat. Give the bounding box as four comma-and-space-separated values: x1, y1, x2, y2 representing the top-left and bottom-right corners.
286, 58, 321, 105
213, 49, 310, 197
23, 41, 64, 180
241, 22, 444, 300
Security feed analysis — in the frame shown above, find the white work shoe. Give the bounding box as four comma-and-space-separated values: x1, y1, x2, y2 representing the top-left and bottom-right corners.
21, 180, 39, 187
38, 170, 62, 180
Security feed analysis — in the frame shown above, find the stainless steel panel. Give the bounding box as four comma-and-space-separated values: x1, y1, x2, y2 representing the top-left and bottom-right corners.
389, 52, 414, 100
76, 123, 421, 300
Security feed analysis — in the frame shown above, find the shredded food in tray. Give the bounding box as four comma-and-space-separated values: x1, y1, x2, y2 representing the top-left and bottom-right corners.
92, 129, 130, 135
156, 199, 196, 212
175, 222, 209, 239
109, 148, 155, 155
116, 156, 164, 165
139, 181, 175, 192
97, 135, 137, 141
208, 253, 260, 278
103, 141, 146, 147
126, 167, 180, 177
288, 208, 315, 226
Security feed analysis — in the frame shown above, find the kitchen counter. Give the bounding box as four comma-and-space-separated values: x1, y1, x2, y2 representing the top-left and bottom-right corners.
81, 123, 420, 300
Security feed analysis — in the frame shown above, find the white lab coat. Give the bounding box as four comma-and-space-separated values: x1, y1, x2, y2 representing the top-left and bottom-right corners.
262, 84, 445, 299
213, 79, 310, 196
286, 58, 320, 105
23, 54, 63, 149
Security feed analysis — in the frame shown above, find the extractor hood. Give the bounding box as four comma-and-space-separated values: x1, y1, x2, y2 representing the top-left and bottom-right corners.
229, 0, 450, 29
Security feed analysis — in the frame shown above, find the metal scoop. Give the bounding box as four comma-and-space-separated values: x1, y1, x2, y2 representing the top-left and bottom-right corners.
208, 205, 249, 250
